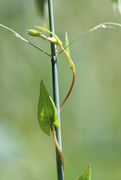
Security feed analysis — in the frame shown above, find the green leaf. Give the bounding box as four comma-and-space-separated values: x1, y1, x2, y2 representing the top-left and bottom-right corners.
65, 31, 70, 55
38, 80, 59, 135
76, 166, 91, 180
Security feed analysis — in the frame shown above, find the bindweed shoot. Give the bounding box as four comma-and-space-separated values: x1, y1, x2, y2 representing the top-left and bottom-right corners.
28, 26, 75, 110
1, 20, 121, 179
28, 22, 121, 108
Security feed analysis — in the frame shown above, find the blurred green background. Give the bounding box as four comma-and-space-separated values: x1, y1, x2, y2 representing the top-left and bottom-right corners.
0, 0, 121, 179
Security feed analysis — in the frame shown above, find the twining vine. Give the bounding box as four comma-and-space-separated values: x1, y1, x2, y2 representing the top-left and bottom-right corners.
1, 18, 121, 180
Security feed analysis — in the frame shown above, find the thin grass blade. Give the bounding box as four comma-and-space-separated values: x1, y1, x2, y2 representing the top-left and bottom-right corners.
65, 31, 70, 56
0, 24, 50, 56
59, 22, 121, 54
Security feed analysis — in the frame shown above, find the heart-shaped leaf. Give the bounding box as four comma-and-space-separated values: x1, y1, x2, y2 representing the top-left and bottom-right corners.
38, 80, 59, 135
76, 166, 91, 180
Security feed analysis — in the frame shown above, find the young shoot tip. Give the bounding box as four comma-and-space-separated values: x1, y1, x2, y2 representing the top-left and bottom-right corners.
28, 29, 42, 37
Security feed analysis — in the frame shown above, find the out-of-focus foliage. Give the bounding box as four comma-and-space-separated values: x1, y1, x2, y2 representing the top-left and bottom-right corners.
112, 0, 121, 14
35, 0, 48, 17
0, 0, 121, 180
112, 0, 118, 3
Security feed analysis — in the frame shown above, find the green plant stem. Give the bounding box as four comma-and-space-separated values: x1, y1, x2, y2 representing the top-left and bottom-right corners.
48, 0, 64, 179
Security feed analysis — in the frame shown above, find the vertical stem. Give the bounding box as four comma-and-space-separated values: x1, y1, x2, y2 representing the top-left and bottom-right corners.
48, 0, 64, 180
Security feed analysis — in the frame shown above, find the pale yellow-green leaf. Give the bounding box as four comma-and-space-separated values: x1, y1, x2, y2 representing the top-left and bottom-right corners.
35, 25, 62, 46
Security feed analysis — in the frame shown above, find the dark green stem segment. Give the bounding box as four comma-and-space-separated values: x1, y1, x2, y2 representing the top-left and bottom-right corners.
48, 0, 64, 180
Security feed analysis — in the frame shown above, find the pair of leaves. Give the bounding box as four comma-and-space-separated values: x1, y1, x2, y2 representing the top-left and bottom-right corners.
38, 81, 59, 135
76, 166, 91, 180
